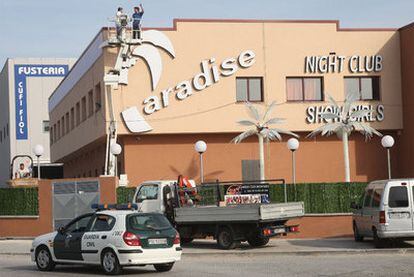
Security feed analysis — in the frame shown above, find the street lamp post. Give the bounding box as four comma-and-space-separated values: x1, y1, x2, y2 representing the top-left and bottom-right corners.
110, 143, 122, 177
194, 140, 207, 183
33, 144, 44, 180
287, 138, 299, 202
381, 135, 395, 179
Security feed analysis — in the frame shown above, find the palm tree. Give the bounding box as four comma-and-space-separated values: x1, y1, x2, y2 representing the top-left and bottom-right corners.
232, 101, 298, 181
308, 91, 382, 182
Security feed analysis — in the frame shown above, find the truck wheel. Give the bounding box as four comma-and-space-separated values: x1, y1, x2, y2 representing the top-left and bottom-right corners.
101, 249, 122, 275
154, 262, 174, 272
247, 236, 269, 247
181, 238, 194, 244
217, 227, 239, 250
353, 222, 364, 242
35, 246, 55, 271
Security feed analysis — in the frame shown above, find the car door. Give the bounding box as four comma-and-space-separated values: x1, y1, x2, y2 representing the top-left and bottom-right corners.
385, 181, 412, 232
81, 213, 117, 263
135, 184, 161, 213
54, 213, 94, 261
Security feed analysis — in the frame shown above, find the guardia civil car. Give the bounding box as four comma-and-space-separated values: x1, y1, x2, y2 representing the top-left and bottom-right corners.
31, 204, 182, 275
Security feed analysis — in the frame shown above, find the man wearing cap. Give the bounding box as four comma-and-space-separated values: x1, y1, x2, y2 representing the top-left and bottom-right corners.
132, 4, 144, 39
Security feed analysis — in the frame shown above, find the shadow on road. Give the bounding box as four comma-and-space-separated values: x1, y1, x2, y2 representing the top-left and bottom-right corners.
5, 265, 159, 275
288, 238, 414, 249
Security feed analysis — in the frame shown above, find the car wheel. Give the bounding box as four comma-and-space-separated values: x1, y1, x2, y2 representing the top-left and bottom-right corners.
154, 262, 174, 272
101, 249, 122, 275
247, 236, 269, 247
353, 222, 364, 242
373, 229, 387, 249
35, 246, 55, 271
217, 227, 239, 250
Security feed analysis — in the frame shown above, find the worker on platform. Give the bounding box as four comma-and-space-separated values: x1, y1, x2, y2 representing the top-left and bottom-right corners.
132, 4, 144, 39
15, 163, 30, 179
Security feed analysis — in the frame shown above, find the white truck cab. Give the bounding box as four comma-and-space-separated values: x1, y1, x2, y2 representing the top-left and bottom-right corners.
352, 179, 414, 247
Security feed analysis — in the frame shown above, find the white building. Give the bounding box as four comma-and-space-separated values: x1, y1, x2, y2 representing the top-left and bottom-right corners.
0, 58, 76, 186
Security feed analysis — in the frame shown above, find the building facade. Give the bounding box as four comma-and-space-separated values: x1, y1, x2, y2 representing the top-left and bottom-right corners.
49, 19, 410, 186
0, 58, 75, 186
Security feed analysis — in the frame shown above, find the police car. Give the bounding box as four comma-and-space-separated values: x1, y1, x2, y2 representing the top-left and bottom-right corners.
31, 204, 182, 275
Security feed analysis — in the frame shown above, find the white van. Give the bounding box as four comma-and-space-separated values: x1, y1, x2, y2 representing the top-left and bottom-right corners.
352, 179, 414, 248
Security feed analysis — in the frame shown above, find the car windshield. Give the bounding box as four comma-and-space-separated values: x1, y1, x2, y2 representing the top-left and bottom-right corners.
128, 214, 172, 231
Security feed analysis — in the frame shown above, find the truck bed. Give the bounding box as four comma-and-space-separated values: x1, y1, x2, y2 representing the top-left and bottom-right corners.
174, 202, 304, 224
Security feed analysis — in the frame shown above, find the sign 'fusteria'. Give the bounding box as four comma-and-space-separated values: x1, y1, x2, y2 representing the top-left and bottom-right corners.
142, 50, 256, 114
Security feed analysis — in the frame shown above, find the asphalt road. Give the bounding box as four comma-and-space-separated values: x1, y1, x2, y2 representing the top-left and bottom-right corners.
1, 253, 414, 277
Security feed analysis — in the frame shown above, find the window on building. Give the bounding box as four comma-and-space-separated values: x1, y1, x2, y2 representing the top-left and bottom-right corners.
88, 90, 94, 117
70, 107, 75, 130
65, 112, 70, 134
61, 116, 65, 137
53, 124, 57, 142
50, 126, 54, 144
3, 126, 5, 139
236, 77, 263, 102
6, 123, 9, 137
42, 120, 50, 132
286, 77, 323, 101
57, 120, 61, 140
241, 160, 260, 181
344, 76, 380, 101
0, 131, 2, 143
76, 102, 80, 126
81, 96, 87, 122
95, 83, 102, 112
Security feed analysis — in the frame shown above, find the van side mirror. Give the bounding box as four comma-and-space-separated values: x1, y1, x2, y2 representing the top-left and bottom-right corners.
350, 202, 361, 209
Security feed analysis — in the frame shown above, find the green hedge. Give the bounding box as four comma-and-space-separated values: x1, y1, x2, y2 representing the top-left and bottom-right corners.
0, 187, 39, 215
269, 182, 367, 214
117, 187, 136, 203
117, 182, 367, 214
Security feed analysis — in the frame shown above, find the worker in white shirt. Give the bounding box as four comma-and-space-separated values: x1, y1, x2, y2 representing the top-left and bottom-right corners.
15, 163, 31, 179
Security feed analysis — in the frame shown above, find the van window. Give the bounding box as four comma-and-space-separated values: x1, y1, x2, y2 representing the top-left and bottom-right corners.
135, 184, 159, 203
363, 189, 373, 207
388, 186, 408, 208
372, 189, 383, 208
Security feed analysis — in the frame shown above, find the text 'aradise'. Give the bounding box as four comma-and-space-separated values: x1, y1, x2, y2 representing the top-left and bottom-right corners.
142, 50, 256, 114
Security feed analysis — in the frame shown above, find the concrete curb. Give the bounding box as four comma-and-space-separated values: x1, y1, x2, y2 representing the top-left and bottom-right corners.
2, 248, 414, 257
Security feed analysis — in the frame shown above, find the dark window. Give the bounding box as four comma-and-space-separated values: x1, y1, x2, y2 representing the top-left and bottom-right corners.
128, 214, 172, 231
372, 189, 383, 208
70, 107, 75, 130
363, 189, 373, 207
50, 126, 54, 144
81, 96, 87, 122
53, 124, 57, 142
236, 77, 263, 102
344, 76, 380, 101
95, 83, 102, 112
286, 77, 323, 101
76, 102, 81, 126
61, 116, 65, 136
388, 186, 408, 208
57, 120, 61, 139
88, 90, 94, 117
242, 160, 260, 181
65, 112, 70, 134
90, 214, 116, 232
